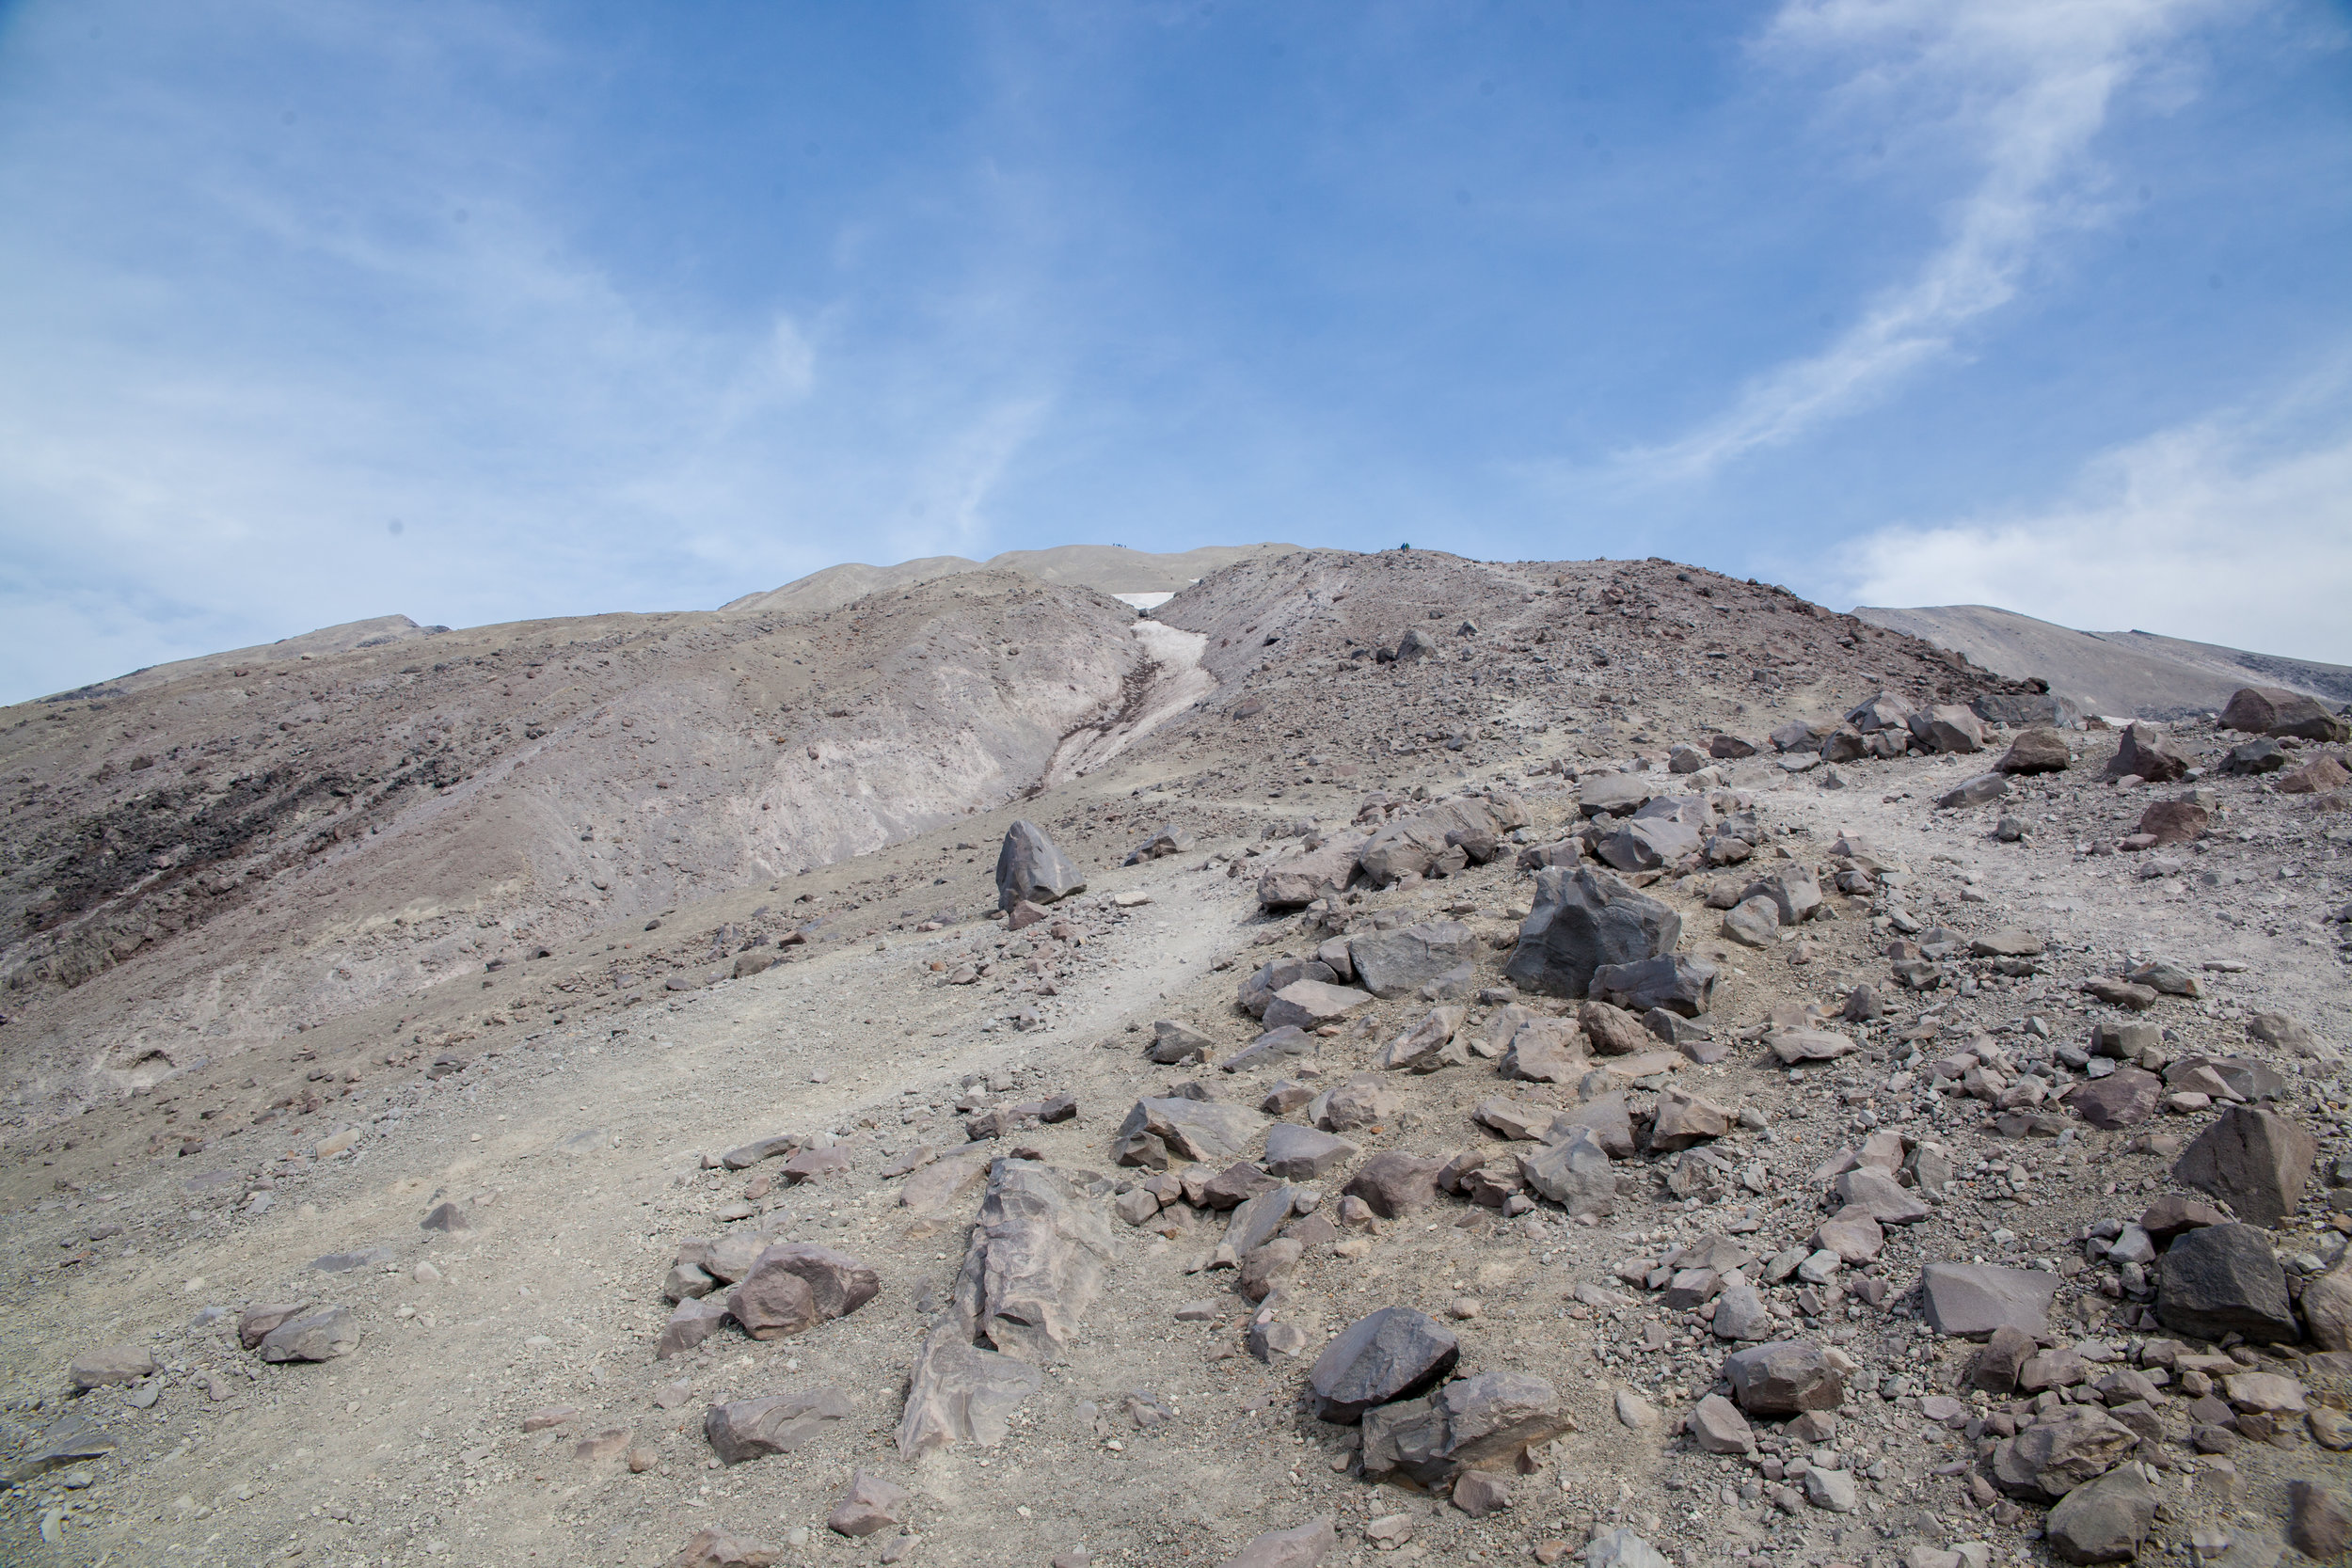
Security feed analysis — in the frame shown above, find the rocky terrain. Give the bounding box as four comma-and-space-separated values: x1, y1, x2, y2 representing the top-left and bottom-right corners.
2, 547, 2348, 1568
1852, 606, 2352, 724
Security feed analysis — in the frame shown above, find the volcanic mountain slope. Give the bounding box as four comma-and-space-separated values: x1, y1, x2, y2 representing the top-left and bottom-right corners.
719, 543, 1291, 617
2, 545, 2350, 1568
1854, 604, 2352, 721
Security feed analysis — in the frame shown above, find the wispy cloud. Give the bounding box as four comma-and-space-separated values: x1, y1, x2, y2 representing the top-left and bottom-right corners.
1825, 374, 2352, 664
1617, 0, 2232, 483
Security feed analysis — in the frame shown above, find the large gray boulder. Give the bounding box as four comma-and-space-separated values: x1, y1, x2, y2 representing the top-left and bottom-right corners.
1112, 1097, 1263, 1168
1258, 833, 1368, 910
2170, 1104, 2316, 1228
1357, 1370, 1573, 1482
706, 1386, 854, 1464
1919, 1263, 2058, 1338
1504, 866, 1680, 999
2220, 685, 2350, 743
1307, 1307, 1458, 1423
2044, 1465, 2156, 1565
2156, 1222, 2297, 1343
1348, 922, 1477, 998
994, 820, 1085, 911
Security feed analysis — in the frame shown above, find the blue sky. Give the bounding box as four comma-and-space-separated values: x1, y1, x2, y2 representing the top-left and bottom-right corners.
2, 0, 2348, 703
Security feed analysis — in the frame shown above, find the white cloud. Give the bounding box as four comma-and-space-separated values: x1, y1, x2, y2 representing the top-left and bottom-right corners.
1828, 394, 2352, 664
1621, 0, 2232, 483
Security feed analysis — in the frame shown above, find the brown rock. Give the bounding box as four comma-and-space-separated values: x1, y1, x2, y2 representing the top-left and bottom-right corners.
726, 1243, 880, 1339
1646, 1087, 1732, 1152
2288, 1481, 2352, 1560
2171, 1104, 2317, 1228
1578, 1001, 1651, 1056
2104, 722, 2188, 783
1214, 1516, 1337, 1568
2069, 1067, 2163, 1129
69, 1345, 157, 1389
2137, 1194, 2227, 1245
665, 1528, 784, 1568
1343, 1152, 1446, 1218
2136, 800, 2209, 847
2221, 685, 2350, 742
1996, 727, 2071, 774
704, 1386, 855, 1464
2280, 753, 2352, 794
1452, 1470, 1512, 1517
826, 1469, 913, 1537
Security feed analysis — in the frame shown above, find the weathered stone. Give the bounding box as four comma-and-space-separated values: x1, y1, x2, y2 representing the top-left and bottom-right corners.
1768, 1029, 1856, 1065
1588, 955, 1716, 1018
727, 1244, 880, 1340
2287, 1481, 2352, 1560
1312, 1076, 1402, 1132
2068, 1067, 2163, 1130
2137, 1193, 2227, 1245
781, 1146, 851, 1182
1578, 773, 1655, 816
658, 1296, 731, 1360
236, 1302, 312, 1350
1214, 1516, 1337, 1568
1721, 897, 1779, 948
2280, 753, 2352, 794
1200, 1162, 1279, 1210
1585, 1529, 1670, 1568
1812, 1212, 1883, 1264
2249, 1010, 2329, 1057
1473, 1097, 1558, 1142
1343, 1152, 1446, 1218
69, 1345, 156, 1389
1150, 1020, 1216, 1065
1263, 1125, 1357, 1180
1258, 834, 1368, 910
1349, 923, 1477, 998
1997, 727, 2072, 774
2157, 1222, 2297, 1343
2104, 722, 2188, 783
1911, 705, 1985, 754
2221, 686, 2350, 743
899, 1154, 990, 1213
1360, 1370, 1573, 1483
2044, 1464, 2155, 1565
1550, 1093, 1635, 1158
1804, 1466, 1859, 1513
1970, 928, 2045, 958
825, 1470, 912, 1538
1504, 866, 1680, 1000
1935, 773, 2010, 810
1723, 1341, 1845, 1416
1307, 1307, 1459, 1423
1238, 1238, 1304, 1302
257, 1307, 359, 1363
2171, 1104, 2316, 1228
1920, 1263, 2058, 1338
1517, 1127, 1614, 1218
1741, 864, 1821, 927
1221, 1026, 1316, 1073
1647, 1088, 1732, 1152
2303, 1263, 2352, 1352
722, 1133, 803, 1170
1578, 999, 1651, 1055
1990, 1410, 2136, 1502
1500, 1017, 1586, 1084
1378, 1006, 1467, 1072
705, 1386, 855, 1464
1262, 980, 1372, 1033
996, 820, 1085, 911
1113, 1097, 1262, 1168
959, 1159, 1114, 1363
1969, 1326, 2038, 1392
1452, 1470, 1512, 1517
1832, 1169, 1929, 1224
1689, 1393, 1756, 1453
1222, 1185, 1299, 1256
665, 1528, 785, 1568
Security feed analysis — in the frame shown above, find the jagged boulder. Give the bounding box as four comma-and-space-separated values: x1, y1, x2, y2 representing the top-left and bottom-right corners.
1349, 922, 1477, 998
1307, 1307, 1459, 1423
725, 1244, 880, 1340
704, 1386, 855, 1464
2170, 1104, 2316, 1228
1358, 1370, 1574, 1482
994, 820, 1084, 911
2221, 686, 2350, 743
2103, 723, 2188, 783
1258, 832, 1368, 910
1112, 1097, 1263, 1168
1504, 866, 1680, 999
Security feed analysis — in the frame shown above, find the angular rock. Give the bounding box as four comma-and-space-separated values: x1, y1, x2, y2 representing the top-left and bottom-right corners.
2280, 753, 2352, 794
1768, 1029, 1856, 1065
1307, 1307, 1459, 1423
1258, 834, 1368, 910
1920, 1263, 2059, 1338
1969, 1326, 2038, 1392
1741, 864, 1820, 927
2104, 722, 2188, 784
1804, 1466, 1859, 1513
1238, 1238, 1304, 1302
1990, 1410, 2136, 1502
1689, 1393, 1756, 1454
1220, 1026, 1316, 1074
1200, 1162, 1279, 1210
826, 1470, 912, 1537
1517, 1127, 1614, 1219
1223, 1185, 1301, 1256
1550, 1093, 1635, 1159
1588, 955, 1716, 1019
1935, 774, 2009, 810
728, 1243, 880, 1340
1709, 1283, 1772, 1341
1832, 1169, 1929, 1224
1215, 1516, 1337, 1568
1263, 1124, 1357, 1180
996, 820, 1085, 911
1647, 1088, 1732, 1152
1348, 922, 1477, 999
1723, 1341, 1845, 1416
1500, 1017, 1586, 1084
2288, 1481, 2352, 1560
1721, 897, 1779, 948
899, 1154, 991, 1214
1113, 1097, 1262, 1168
1359, 1370, 1573, 1482
1504, 866, 1680, 1000
658, 1296, 731, 1360
1996, 727, 2071, 774
1378, 1007, 1467, 1072
722, 1133, 803, 1171
958, 1159, 1114, 1363
1343, 1152, 1446, 1219
2156, 1222, 2297, 1343
666, 1528, 785, 1568
1585, 1530, 1670, 1568
2068, 1067, 2162, 1131
2303, 1263, 2352, 1353
2171, 1104, 2316, 1228
1311, 1076, 1402, 1132
705, 1386, 855, 1464
1262, 980, 1371, 1033
1579, 773, 1655, 816
258, 1307, 359, 1363
2044, 1464, 2155, 1565
2136, 800, 2209, 847
1914, 705, 1986, 754
1150, 1020, 1217, 1065
2221, 686, 2350, 743
69, 1346, 156, 1389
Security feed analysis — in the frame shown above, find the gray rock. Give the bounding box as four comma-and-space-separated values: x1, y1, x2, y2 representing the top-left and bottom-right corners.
2044, 1464, 2154, 1564
1378, 1007, 1468, 1072
1832, 1169, 1929, 1224
1996, 727, 2073, 774
995, 820, 1085, 911
1549, 1093, 1635, 1159
1358, 1370, 1573, 1482
1307, 1307, 1459, 1423
1919, 1263, 2059, 1338
2221, 685, 2351, 743
1741, 864, 1820, 927
1709, 1283, 1772, 1341
308, 1246, 393, 1274
2171, 1104, 2317, 1228
68, 1345, 156, 1390
1223, 1185, 1301, 1256
2104, 722, 2189, 783
1768, 1028, 1856, 1065
1723, 1341, 1845, 1415
2156, 1222, 2297, 1343
1237, 1239, 1304, 1301
1348, 922, 1477, 998
1499, 1017, 1585, 1083
1504, 866, 1680, 1000
721, 1133, 803, 1170
1219, 1026, 1317, 1073
1585, 1528, 1671, 1568
1721, 897, 1780, 948
1343, 1152, 1446, 1218
1595, 816, 1701, 875
956, 1159, 1114, 1363
1688, 1393, 1755, 1454
1647, 1087, 1733, 1152
1263, 1125, 1358, 1180
2068, 1067, 2163, 1130
658, 1296, 731, 1359
2287, 1480, 2352, 1560
1113, 1097, 1263, 1168
726, 1243, 880, 1340
1578, 774, 1655, 817
1990, 1409, 2136, 1502
1588, 955, 1717, 1018
1934, 773, 2009, 810
1804, 1466, 1859, 1513
705, 1386, 855, 1464
1258, 834, 1368, 910
1517, 1127, 1614, 1218
1262, 980, 1372, 1032
1312, 1076, 1403, 1132
1214, 1516, 1337, 1568
826, 1469, 912, 1538
257, 1307, 359, 1363
1149, 1020, 1217, 1065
